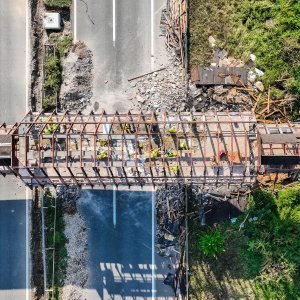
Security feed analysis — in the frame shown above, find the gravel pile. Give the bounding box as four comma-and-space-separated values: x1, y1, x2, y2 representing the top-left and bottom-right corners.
61, 212, 88, 300
129, 55, 187, 113
60, 42, 93, 112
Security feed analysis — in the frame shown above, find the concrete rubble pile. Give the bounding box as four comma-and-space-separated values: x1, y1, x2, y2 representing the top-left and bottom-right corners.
188, 84, 252, 112
60, 42, 94, 112
129, 56, 187, 113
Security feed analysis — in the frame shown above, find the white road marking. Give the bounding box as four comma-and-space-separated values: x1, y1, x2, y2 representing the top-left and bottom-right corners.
113, 0, 116, 46
113, 187, 117, 227
26, 187, 30, 300
151, 190, 155, 299
74, 0, 78, 42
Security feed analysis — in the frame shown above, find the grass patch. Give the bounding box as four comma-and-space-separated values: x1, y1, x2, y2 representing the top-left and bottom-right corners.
189, 184, 300, 299
43, 35, 73, 111
49, 34, 73, 58
44, 189, 67, 300
43, 54, 61, 111
189, 0, 300, 107
44, 0, 72, 8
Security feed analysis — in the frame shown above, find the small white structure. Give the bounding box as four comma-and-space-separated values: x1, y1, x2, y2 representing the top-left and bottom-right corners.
44, 12, 61, 30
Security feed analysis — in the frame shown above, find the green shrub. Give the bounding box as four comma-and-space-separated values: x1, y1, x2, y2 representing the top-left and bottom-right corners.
198, 228, 225, 258
44, 55, 61, 91
42, 95, 56, 111
56, 35, 73, 58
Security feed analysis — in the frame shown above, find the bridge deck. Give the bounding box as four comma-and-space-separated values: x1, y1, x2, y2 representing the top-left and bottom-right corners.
4, 111, 258, 187
0, 111, 298, 187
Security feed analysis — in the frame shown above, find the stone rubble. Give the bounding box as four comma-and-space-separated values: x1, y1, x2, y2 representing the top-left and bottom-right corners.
60, 42, 93, 112
57, 186, 88, 300
128, 55, 187, 113
61, 212, 88, 300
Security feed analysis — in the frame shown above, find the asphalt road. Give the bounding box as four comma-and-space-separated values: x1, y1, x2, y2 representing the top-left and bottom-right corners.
76, 0, 167, 113
0, 0, 27, 123
78, 190, 173, 299
76, 1, 173, 298
0, 0, 30, 299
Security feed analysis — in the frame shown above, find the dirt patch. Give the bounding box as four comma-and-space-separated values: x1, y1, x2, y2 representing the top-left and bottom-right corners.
31, 188, 45, 300
30, 0, 47, 111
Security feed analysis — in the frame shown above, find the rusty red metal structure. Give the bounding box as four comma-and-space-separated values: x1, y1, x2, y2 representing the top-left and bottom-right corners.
0, 111, 298, 188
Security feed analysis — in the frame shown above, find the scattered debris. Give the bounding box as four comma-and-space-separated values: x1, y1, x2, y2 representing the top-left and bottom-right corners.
60, 42, 94, 112
129, 57, 186, 112
156, 185, 187, 297
187, 47, 297, 120
160, 0, 187, 64
61, 210, 88, 300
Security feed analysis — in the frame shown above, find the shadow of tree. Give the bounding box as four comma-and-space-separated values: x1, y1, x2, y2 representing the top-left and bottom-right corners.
189, 186, 300, 300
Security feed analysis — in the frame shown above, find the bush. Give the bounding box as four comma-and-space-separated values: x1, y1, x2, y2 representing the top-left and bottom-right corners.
42, 95, 56, 111
49, 34, 73, 58
198, 228, 225, 258
44, 55, 61, 91
43, 54, 61, 111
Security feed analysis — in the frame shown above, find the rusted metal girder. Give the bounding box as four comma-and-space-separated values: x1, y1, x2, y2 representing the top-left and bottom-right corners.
0, 111, 298, 188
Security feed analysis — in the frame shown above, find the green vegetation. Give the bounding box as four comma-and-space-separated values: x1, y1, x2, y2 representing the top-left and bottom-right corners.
44, 0, 72, 8
49, 34, 73, 58
44, 189, 67, 300
189, 184, 300, 299
151, 148, 159, 159
198, 228, 225, 258
189, 0, 300, 105
168, 127, 177, 134
97, 150, 108, 159
43, 36, 73, 111
170, 165, 180, 174
43, 55, 61, 111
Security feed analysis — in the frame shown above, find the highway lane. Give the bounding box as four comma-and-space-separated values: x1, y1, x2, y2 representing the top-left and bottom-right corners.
76, 0, 167, 113
76, 1, 173, 298
78, 190, 173, 299
0, 0, 27, 123
0, 0, 30, 299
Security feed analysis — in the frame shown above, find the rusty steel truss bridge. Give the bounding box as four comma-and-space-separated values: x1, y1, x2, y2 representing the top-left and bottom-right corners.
0, 111, 299, 188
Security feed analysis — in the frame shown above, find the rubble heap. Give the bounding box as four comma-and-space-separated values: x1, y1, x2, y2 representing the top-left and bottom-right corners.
61, 212, 88, 300
156, 185, 187, 296
57, 187, 88, 300
189, 49, 253, 112
60, 42, 93, 112
129, 57, 187, 113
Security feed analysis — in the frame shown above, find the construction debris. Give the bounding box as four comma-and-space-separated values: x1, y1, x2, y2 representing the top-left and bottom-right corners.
60, 42, 94, 112
188, 47, 297, 121
129, 57, 186, 112
156, 185, 187, 297
160, 0, 187, 64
